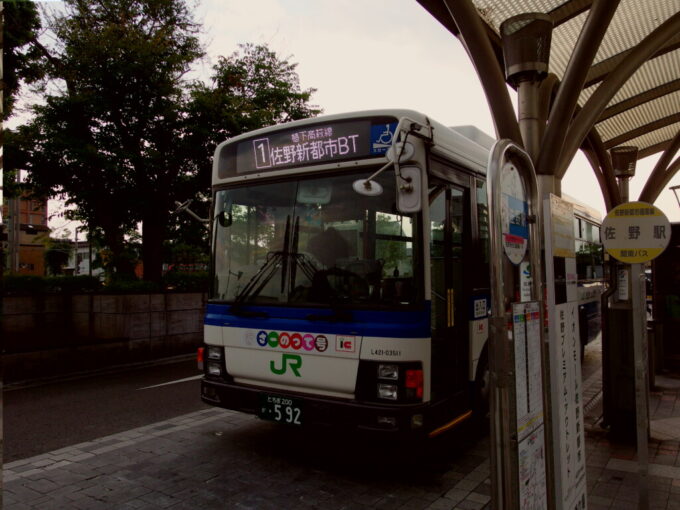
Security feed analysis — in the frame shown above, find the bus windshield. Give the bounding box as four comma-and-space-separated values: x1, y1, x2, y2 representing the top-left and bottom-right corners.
211, 171, 420, 308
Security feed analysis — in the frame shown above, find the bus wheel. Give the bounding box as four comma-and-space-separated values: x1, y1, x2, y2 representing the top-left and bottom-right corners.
473, 347, 490, 428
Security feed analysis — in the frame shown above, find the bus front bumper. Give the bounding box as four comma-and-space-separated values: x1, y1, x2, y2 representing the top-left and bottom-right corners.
201, 377, 444, 437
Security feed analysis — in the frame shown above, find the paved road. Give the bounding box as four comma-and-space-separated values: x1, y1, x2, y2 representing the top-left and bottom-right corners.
3, 340, 606, 510
3, 358, 208, 463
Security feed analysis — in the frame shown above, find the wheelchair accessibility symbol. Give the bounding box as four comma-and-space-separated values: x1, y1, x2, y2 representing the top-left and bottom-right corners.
371, 122, 397, 154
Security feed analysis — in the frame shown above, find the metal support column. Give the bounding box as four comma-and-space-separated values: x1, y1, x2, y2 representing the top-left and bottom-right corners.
536, 0, 620, 177
631, 262, 650, 510
442, 0, 522, 145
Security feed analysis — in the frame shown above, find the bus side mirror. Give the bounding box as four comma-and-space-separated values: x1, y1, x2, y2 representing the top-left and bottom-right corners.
217, 210, 232, 227
396, 166, 422, 213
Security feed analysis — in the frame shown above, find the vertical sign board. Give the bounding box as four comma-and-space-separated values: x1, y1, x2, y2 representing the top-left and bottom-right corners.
544, 194, 587, 510
514, 301, 548, 509
487, 141, 548, 510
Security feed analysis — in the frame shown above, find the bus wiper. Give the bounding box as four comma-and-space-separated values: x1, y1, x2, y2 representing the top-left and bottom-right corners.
235, 216, 291, 304
289, 216, 318, 294
292, 253, 318, 280
234, 250, 285, 304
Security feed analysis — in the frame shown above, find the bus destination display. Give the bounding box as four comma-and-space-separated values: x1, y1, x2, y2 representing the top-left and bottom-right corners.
235, 119, 397, 174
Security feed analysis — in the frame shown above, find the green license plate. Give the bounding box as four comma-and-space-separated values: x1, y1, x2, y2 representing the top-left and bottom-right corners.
258, 393, 303, 425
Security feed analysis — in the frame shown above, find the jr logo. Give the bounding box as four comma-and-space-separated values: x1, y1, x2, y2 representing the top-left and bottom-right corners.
270, 354, 302, 377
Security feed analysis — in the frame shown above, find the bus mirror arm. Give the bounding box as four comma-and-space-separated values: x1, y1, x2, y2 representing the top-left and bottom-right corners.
352, 160, 392, 196
351, 117, 431, 199
174, 200, 210, 229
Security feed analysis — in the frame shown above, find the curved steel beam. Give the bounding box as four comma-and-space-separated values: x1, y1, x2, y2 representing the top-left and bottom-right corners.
604, 113, 680, 149
581, 146, 613, 211
639, 140, 673, 159
536, 0, 620, 176
442, 0, 522, 145
556, 11, 680, 179
549, 0, 593, 27
642, 157, 680, 204
599, 79, 680, 122
538, 73, 560, 123
639, 127, 680, 203
583, 36, 680, 89
583, 129, 621, 209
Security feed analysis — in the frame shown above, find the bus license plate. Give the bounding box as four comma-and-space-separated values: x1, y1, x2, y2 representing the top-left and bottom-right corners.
258, 394, 303, 425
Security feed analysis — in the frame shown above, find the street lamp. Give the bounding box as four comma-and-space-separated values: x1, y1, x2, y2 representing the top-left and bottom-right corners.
611, 145, 639, 203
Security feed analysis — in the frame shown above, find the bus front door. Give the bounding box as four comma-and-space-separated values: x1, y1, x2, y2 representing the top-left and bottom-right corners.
429, 182, 472, 405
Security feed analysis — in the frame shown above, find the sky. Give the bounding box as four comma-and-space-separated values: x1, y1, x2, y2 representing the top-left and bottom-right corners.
8, 0, 680, 235
188, 0, 680, 222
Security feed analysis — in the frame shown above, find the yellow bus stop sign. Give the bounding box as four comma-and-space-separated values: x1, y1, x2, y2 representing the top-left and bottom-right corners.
601, 201, 671, 264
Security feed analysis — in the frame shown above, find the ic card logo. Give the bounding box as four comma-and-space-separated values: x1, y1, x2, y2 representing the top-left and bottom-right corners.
336, 335, 356, 353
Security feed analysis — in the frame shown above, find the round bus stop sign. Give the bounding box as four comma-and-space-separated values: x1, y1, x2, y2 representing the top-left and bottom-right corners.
500, 162, 529, 265
601, 201, 671, 264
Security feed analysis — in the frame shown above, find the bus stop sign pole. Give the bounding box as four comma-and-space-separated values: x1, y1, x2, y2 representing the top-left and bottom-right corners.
486, 140, 550, 510
601, 201, 671, 510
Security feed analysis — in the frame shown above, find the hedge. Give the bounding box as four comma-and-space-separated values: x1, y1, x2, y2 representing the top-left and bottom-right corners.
1, 272, 209, 295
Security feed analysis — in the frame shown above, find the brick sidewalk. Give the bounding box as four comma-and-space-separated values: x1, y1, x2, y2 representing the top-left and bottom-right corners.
3, 343, 680, 509
581, 342, 680, 510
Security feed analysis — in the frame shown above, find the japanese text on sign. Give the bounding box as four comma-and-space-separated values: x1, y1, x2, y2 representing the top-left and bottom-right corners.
233, 118, 381, 175
253, 131, 361, 169
601, 201, 670, 264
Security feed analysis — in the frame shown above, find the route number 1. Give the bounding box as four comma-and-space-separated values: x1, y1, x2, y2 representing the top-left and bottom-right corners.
253, 138, 271, 169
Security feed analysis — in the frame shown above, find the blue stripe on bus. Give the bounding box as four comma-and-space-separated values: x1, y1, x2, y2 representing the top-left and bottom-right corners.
204, 303, 430, 338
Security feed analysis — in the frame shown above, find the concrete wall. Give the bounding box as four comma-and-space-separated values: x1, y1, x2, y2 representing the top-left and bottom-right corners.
2, 292, 207, 383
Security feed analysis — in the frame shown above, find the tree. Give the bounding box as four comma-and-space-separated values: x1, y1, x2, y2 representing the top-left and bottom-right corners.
187, 43, 321, 154
19, 0, 203, 281
44, 237, 73, 275
180, 43, 321, 219
169, 43, 321, 264
15, 2, 320, 282
2, 0, 44, 120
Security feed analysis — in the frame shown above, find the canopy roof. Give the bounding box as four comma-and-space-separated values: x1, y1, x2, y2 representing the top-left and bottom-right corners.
418, 0, 679, 159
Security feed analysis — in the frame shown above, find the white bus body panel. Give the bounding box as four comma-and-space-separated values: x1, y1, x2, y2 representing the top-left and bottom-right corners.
205, 325, 432, 401
360, 336, 431, 401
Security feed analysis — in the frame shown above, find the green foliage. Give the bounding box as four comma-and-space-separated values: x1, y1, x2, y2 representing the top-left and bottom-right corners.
0, 273, 208, 294
14, 1, 320, 283
1, 275, 47, 294
183, 43, 322, 198
103, 279, 162, 294
1, 275, 101, 295
162, 271, 209, 292
2, 0, 44, 119
165, 241, 209, 265
18, 0, 204, 282
43, 237, 74, 275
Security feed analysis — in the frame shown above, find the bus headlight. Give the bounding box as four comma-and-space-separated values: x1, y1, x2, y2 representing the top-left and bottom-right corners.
207, 346, 223, 360
377, 383, 398, 400
207, 361, 223, 377
377, 364, 399, 380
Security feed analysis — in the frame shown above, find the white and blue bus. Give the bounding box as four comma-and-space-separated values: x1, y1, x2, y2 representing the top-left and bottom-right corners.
200, 110, 494, 438
569, 197, 605, 356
